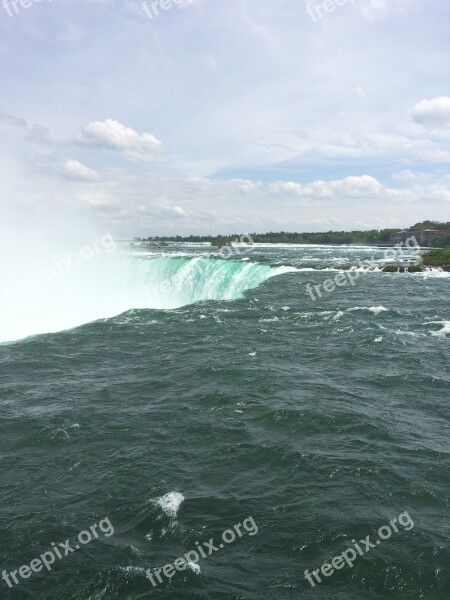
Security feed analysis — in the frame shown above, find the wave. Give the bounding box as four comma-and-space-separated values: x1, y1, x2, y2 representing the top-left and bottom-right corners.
347, 306, 388, 315
154, 491, 185, 517
425, 320, 450, 337
0, 255, 294, 344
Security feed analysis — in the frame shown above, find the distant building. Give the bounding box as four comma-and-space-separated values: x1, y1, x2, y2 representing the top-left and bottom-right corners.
390, 231, 409, 244
390, 229, 442, 246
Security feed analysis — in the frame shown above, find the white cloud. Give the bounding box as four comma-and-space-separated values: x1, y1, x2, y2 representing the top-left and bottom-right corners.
269, 181, 304, 195
2, 0, 449, 236
362, 0, 389, 20
77, 119, 167, 162
333, 175, 383, 195
412, 97, 450, 129
63, 160, 100, 182
270, 175, 382, 199
163, 205, 187, 217
230, 179, 262, 193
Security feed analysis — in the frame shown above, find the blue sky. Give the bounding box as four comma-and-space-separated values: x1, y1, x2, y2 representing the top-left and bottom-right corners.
1, 0, 450, 237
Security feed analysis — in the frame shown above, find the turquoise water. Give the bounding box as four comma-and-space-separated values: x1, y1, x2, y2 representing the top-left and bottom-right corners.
0, 243, 449, 599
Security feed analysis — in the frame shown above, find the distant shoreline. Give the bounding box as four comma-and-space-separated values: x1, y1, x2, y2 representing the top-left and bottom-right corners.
134, 240, 441, 249
133, 220, 450, 248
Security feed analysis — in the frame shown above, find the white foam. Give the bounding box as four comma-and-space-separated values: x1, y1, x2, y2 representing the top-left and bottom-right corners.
429, 321, 450, 337
187, 562, 201, 575
294, 267, 343, 272
130, 545, 144, 558
417, 268, 450, 278
119, 566, 147, 575
394, 329, 422, 337
348, 306, 388, 315
268, 265, 298, 277
368, 306, 388, 315
156, 491, 185, 517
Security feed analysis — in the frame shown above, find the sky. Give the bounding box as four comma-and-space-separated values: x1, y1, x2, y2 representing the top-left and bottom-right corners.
1, 0, 450, 238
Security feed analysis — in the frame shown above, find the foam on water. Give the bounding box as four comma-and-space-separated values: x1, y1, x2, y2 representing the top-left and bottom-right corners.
428, 321, 450, 337
415, 268, 450, 278
348, 306, 388, 315
187, 562, 201, 575
155, 491, 185, 517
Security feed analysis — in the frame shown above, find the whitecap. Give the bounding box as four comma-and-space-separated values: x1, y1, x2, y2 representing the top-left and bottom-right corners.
394, 330, 421, 337
429, 321, 450, 337
417, 268, 450, 278
156, 492, 185, 517
187, 562, 201, 575
118, 566, 147, 575
348, 306, 388, 315
130, 545, 144, 558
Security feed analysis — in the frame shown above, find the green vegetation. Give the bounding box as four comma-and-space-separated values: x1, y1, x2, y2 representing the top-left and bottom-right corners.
145, 234, 217, 243
145, 229, 397, 245
143, 221, 450, 247
433, 233, 450, 247
211, 229, 396, 246
412, 220, 450, 231
412, 221, 450, 247
421, 248, 450, 268
211, 236, 233, 249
